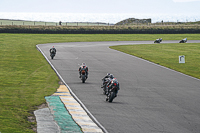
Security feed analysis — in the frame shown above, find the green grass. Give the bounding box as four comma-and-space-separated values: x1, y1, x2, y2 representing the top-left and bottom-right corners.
0, 34, 200, 132
110, 43, 200, 79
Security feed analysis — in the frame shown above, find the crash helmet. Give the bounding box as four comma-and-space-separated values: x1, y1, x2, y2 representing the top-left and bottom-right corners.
110, 74, 114, 79
107, 73, 110, 76
82, 62, 86, 66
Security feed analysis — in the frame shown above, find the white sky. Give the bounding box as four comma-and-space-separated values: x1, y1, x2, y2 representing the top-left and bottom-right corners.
173, 0, 200, 2
0, 0, 199, 14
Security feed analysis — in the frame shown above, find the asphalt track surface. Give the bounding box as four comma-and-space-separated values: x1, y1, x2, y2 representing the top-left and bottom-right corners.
38, 40, 200, 133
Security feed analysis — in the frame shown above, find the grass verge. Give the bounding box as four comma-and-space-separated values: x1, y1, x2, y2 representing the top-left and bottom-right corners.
110, 43, 200, 79
0, 34, 200, 132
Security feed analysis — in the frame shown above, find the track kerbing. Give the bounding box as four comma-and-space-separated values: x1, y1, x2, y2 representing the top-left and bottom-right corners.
53, 85, 103, 133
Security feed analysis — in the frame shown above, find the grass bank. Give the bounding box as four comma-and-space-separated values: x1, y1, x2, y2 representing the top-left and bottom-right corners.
1, 24, 200, 34
110, 43, 200, 79
0, 34, 200, 132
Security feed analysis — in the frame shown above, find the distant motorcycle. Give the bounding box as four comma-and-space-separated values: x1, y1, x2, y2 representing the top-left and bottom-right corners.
50, 47, 56, 59
80, 69, 87, 83
179, 38, 187, 43
154, 38, 162, 43
106, 84, 118, 103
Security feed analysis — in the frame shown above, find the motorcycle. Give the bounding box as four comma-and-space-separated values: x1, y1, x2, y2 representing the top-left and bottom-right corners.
154, 38, 162, 43
50, 53, 55, 59
106, 84, 118, 103
80, 70, 87, 83
179, 38, 187, 43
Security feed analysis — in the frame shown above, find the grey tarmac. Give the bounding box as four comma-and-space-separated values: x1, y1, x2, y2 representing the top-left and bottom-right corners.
37, 40, 200, 133
34, 108, 60, 133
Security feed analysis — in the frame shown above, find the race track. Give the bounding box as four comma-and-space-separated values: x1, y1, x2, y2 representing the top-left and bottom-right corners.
38, 40, 200, 133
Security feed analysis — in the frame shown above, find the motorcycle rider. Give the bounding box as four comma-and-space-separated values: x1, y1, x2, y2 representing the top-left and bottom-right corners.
79, 62, 88, 78
50, 46, 56, 56
102, 73, 115, 95
102, 73, 114, 88
154, 38, 162, 43
107, 78, 120, 97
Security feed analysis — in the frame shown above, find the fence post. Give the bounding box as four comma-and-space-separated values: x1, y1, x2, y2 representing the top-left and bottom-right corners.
77, 22, 78, 26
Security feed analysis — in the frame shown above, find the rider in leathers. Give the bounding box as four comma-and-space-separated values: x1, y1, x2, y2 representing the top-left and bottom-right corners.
107, 78, 120, 97
79, 62, 88, 78
102, 73, 114, 88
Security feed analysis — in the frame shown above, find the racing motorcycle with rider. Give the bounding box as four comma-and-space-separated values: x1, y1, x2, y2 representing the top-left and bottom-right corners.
154, 38, 162, 43
79, 62, 88, 83
49, 46, 56, 59
101, 73, 114, 95
106, 77, 120, 102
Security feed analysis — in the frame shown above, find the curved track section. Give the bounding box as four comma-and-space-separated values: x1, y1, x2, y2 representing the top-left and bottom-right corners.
38, 40, 200, 133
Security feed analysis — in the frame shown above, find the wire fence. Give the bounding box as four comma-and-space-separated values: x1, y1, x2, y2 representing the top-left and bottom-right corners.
0, 19, 113, 26
1, 19, 199, 27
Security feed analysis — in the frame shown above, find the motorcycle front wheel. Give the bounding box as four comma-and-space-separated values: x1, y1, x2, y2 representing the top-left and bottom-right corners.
108, 92, 116, 102
51, 54, 54, 59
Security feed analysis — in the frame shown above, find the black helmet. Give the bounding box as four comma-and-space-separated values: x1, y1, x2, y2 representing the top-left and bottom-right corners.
110, 74, 114, 79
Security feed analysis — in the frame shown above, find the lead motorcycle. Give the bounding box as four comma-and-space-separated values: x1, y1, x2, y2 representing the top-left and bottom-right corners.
106, 83, 118, 103
154, 38, 162, 43
179, 38, 187, 43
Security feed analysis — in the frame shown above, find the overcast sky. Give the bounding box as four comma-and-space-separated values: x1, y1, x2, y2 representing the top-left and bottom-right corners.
0, 0, 199, 14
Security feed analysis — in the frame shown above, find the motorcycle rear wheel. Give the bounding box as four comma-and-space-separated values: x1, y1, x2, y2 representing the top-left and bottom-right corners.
82, 75, 85, 83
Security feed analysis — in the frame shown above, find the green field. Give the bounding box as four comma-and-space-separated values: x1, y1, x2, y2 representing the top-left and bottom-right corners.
0, 34, 200, 132
110, 43, 200, 79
